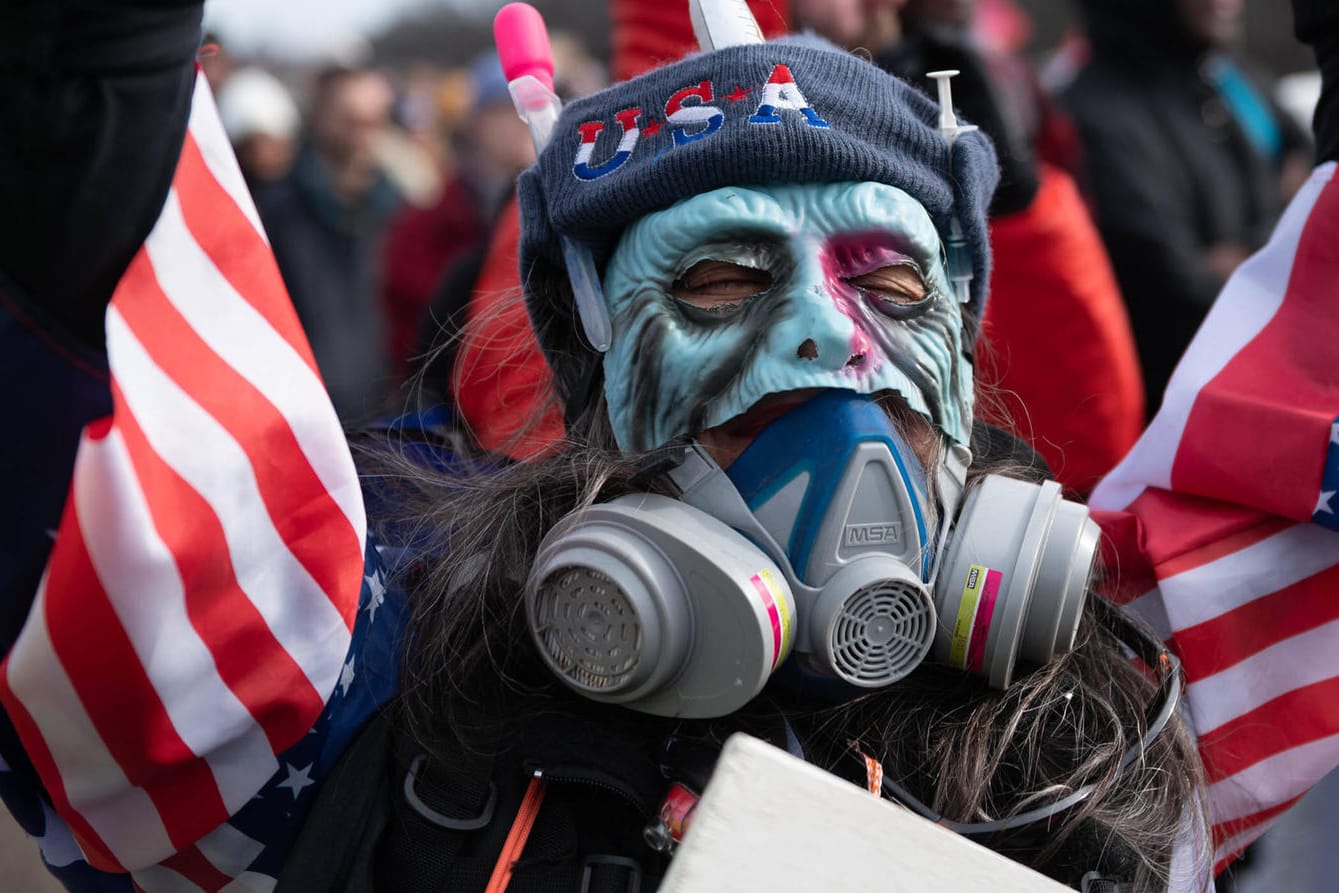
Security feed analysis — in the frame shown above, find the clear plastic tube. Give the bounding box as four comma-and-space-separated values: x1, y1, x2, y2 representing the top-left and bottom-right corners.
689, 0, 764, 51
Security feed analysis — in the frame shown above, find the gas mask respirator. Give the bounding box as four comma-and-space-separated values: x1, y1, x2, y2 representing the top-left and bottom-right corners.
524, 391, 1100, 718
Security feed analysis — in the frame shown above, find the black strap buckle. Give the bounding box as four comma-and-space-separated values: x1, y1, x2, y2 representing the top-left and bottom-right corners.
629, 436, 695, 491
580, 854, 642, 893
403, 753, 497, 830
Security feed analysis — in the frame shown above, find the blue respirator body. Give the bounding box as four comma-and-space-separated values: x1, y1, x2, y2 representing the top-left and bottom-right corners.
524, 391, 1099, 718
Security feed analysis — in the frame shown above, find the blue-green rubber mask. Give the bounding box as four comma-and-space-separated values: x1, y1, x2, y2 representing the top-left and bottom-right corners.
600, 182, 974, 453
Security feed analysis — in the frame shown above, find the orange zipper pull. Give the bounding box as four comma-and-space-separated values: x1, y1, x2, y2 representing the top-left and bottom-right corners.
485, 771, 548, 893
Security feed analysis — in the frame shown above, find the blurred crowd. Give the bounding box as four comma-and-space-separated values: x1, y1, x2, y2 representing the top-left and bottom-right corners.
201, 31, 606, 424
204, 0, 1319, 467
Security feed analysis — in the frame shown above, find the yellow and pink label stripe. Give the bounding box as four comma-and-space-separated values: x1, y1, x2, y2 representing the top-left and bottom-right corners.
748, 568, 794, 669
949, 564, 1003, 674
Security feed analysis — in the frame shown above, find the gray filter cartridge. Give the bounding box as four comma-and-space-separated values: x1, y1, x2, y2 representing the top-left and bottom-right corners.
526, 494, 796, 718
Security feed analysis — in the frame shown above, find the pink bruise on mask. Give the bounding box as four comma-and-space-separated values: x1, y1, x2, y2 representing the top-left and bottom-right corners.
821, 232, 931, 376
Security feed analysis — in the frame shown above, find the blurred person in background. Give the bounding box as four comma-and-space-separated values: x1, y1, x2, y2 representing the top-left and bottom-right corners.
376, 69, 448, 213
382, 52, 536, 380
395, 63, 456, 172
1061, 0, 1312, 414
409, 37, 608, 412
787, 0, 906, 50
877, 0, 1085, 199
216, 66, 300, 186
550, 31, 610, 99
254, 65, 402, 425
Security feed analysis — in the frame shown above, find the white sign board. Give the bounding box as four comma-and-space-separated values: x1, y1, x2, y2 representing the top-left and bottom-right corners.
661, 733, 1071, 892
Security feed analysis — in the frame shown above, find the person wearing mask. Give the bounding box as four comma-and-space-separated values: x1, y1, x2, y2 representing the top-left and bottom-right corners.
1, 1, 1337, 891
443, 0, 1142, 496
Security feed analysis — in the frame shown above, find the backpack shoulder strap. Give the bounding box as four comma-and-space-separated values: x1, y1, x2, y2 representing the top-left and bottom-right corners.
280, 698, 675, 893
277, 708, 497, 892
276, 707, 396, 892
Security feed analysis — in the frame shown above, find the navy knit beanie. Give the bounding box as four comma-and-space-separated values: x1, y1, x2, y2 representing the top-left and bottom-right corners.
517, 36, 999, 408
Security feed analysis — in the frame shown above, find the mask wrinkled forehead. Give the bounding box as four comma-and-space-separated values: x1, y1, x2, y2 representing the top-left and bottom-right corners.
620, 183, 948, 277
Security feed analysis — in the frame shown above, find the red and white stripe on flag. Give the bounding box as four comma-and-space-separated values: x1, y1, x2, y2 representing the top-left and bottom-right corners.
1092, 161, 1339, 872
0, 73, 367, 874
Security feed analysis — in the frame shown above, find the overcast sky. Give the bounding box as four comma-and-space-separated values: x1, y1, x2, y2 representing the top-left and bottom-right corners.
204, 0, 494, 58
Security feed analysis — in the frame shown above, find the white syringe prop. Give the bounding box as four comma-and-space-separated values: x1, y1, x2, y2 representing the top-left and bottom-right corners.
507, 75, 562, 154
690, 0, 765, 51
495, 2, 612, 353
927, 70, 978, 306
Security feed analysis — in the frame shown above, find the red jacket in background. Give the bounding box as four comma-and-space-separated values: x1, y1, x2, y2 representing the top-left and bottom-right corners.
978, 164, 1143, 494
381, 177, 491, 377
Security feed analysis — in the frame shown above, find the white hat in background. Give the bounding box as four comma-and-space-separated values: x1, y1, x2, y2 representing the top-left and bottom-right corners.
217, 67, 301, 144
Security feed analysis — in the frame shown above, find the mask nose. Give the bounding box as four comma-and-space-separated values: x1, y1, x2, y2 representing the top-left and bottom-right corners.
796, 338, 868, 367
792, 286, 868, 370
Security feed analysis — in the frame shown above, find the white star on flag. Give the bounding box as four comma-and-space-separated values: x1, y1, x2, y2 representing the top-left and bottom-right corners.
339, 655, 356, 697
1331, 420, 1339, 445
276, 763, 315, 800
364, 570, 386, 624
1316, 491, 1335, 515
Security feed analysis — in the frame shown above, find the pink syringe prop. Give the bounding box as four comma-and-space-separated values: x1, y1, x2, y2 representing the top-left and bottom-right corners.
495, 2, 611, 353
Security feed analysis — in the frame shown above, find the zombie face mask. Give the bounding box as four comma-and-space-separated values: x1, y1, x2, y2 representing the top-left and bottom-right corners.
601, 181, 974, 453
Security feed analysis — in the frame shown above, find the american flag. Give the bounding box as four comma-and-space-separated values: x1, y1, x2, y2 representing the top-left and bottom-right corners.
1091, 160, 1339, 875
0, 73, 369, 886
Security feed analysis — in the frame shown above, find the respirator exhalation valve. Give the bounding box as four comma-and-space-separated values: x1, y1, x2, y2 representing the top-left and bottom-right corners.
721, 393, 944, 692
827, 578, 937, 686
533, 566, 643, 693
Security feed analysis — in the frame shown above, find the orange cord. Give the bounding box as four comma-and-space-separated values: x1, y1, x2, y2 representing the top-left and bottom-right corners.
484, 773, 548, 893
850, 743, 884, 796
862, 753, 884, 796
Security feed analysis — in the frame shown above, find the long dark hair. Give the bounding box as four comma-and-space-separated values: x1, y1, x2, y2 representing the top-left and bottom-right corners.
372, 292, 1206, 889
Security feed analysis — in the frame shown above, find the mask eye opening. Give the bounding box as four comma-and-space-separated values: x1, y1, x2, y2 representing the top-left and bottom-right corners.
844, 262, 937, 319
667, 237, 786, 320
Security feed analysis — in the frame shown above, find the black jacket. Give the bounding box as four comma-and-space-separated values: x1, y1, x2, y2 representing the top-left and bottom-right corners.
1062, 0, 1308, 411
252, 149, 400, 425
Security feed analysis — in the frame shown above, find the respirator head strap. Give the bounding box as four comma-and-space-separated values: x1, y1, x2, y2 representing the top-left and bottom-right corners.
1092, 597, 1183, 771
662, 441, 795, 576
925, 441, 971, 583
628, 436, 696, 492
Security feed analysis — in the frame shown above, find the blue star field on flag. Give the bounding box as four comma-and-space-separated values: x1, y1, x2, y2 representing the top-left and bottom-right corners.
0, 534, 406, 888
